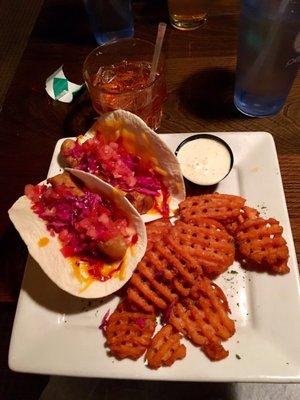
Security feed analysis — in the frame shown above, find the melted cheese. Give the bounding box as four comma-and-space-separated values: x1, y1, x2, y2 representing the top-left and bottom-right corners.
70, 258, 93, 292
102, 261, 122, 277
118, 253, 128, 280
154, 166, 168, 176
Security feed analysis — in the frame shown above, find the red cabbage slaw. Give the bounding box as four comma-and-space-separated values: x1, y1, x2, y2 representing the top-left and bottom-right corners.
25, 183, 132, 269
62, 133, 170, 213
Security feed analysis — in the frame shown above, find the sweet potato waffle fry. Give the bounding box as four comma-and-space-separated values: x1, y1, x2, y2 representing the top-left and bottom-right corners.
127, 240, 202, 313
235, 217, 290, 274
101, 191, 290, 369
226, 206, 260, 235
146, 219, 172, 250
105, 301, 156, 360
146, 325, 186, 369
179, 193, 245, 224
169, 278, 235, 361
167, 219, 234, 276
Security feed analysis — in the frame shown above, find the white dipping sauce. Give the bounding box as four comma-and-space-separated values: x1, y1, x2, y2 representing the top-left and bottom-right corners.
177, 138, 232, 185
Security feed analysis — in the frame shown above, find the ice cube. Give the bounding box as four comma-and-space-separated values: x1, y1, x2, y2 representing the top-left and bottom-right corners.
92, 67, 103, 87
101, 68, 117, 84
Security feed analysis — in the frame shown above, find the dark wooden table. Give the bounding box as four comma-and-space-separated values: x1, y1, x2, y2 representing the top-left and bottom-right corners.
0, 0, 299, 398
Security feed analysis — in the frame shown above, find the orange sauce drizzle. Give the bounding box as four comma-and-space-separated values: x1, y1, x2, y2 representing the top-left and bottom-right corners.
38, 237, 50, 247
69, 237, 138, 291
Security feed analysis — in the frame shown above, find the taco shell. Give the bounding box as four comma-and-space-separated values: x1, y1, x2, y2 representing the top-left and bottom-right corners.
67, 110, 186, 222
8, 169, 147, 298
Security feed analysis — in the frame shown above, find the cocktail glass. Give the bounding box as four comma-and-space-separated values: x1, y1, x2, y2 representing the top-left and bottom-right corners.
83, 38, 167, 130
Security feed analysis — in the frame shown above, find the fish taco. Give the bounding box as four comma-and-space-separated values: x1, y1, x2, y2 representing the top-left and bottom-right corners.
8, 170, 146, 298
60, 110, 185, 222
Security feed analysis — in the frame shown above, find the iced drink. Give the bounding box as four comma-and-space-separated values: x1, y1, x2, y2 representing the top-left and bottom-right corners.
234, 0, 300, 117
83, 39, 167, 130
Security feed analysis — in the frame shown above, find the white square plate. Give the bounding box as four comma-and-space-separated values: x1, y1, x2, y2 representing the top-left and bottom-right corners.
9, 132, 300, 382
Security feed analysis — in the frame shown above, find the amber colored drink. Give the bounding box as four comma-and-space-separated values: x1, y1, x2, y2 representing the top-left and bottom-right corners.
90, 61, 166, 130
83, 39, 167, 131
167, 0, 207, 30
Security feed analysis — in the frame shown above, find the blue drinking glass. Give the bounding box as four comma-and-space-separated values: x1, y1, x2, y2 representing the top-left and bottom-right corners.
234, 0, 300, 117
84, 0, 134, 45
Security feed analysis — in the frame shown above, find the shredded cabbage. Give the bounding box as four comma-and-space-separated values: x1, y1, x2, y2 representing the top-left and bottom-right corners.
25, 183, 130, 260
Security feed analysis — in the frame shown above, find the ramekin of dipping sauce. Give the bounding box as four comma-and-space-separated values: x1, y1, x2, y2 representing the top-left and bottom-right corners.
175, 134, 234, 186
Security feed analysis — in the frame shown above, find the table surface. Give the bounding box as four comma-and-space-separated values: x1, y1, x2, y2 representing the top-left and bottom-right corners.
0, 0, 299, 397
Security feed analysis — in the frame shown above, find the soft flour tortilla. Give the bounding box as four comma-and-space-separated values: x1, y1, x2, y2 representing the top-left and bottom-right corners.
8, 169, 147, 298
67, 110, 186, 223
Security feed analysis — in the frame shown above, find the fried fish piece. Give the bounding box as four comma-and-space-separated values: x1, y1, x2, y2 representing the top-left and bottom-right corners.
169, 278, 235, 361
126, 191, 155, 215
60, 139, 79, 167
47, 172, 84, 197
167, 219, 235, 277
105, 301, 156, 360
179, 194, 245, 224
97, 235, 128, 261
235, 217, 290, 274
146, 325, 186, 369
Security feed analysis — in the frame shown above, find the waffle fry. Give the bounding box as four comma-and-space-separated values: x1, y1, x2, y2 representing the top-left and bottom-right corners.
235, 217, 290, 274
169, 278, 235, 361
179, 194, 245, 224
127, 240, 202, 313
103, 191, 290, 369
190, 278, 235, 338
146, 219, 172, 250
202, 342, 229, 361
167, 220, 235, 276
226, 206, 260, 235
105, 301, 156, 360
146, 325, 186, 369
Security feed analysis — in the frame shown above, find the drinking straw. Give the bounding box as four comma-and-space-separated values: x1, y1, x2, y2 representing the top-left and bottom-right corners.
150, 22, 167, 83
